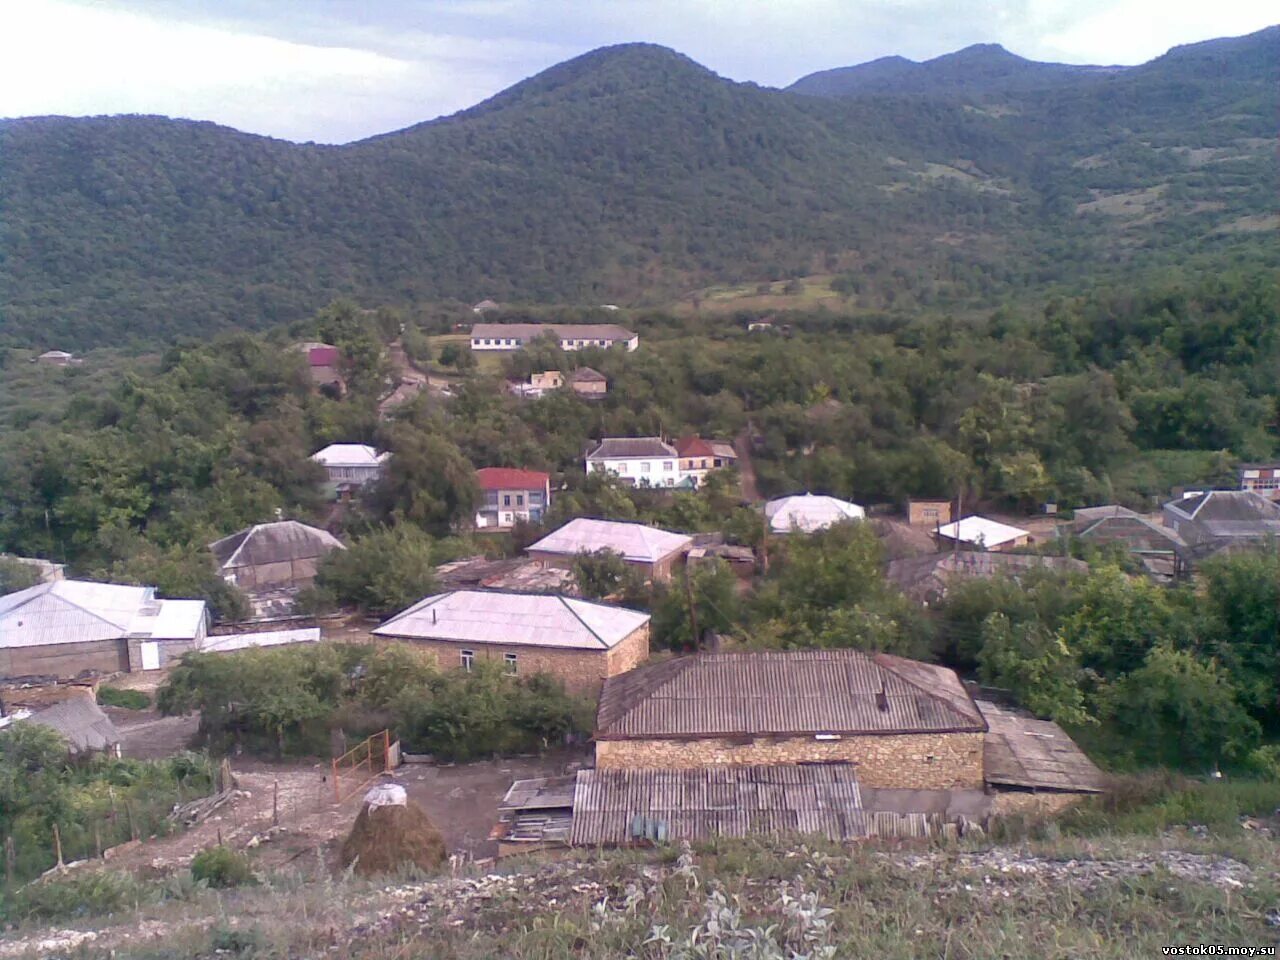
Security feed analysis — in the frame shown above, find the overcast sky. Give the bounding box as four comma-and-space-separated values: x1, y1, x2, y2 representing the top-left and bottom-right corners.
2, 0, 1274, 143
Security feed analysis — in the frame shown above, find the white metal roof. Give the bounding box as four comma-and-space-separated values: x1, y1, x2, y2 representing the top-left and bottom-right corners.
0, 580, 205, 649
764, 494, 866, 533
936, 515, 1030, 549
526, 518, 693, 563
201, 628, 320, 654
310, 443, 389, 467
373, 590, 650, 650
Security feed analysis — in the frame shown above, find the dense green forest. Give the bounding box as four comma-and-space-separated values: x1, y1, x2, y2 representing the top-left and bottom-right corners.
0, 29, 1275, 347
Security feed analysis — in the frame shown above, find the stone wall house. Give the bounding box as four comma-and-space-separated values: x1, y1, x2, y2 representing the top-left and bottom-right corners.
525, 517, 692, 582
371, 590, 650, 696
593, 649, 990, 790
311, 443, 390, 500
209, 520, 345, 592
907, 498, 953, 528
674, 436, 737, 487
0, 580, 207, 678
568, 367, 607, 398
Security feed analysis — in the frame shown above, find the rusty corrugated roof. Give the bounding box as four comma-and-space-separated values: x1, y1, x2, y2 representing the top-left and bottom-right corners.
596, 650, 986, 739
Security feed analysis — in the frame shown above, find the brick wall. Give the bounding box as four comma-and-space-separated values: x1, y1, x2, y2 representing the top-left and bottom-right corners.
1, 639, 130, 680
594, 731, 985, 790
379, 623, 649, 697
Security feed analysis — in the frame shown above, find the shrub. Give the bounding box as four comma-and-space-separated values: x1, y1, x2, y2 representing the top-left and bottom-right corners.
97, 686, 151, 710
191, 845, 255, 888
1, 870, 148, 922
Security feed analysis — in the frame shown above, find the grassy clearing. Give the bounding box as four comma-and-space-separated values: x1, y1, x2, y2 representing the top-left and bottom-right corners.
97, 686, 152, 710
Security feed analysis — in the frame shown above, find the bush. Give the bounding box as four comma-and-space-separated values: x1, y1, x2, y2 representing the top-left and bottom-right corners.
1, 871, 148, 922
97, 686, 151, 710
191, 845, 255, 888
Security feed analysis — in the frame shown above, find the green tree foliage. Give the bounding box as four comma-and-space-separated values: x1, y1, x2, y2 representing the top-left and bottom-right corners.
0, 556, 41, 593
313, 526, 441, 616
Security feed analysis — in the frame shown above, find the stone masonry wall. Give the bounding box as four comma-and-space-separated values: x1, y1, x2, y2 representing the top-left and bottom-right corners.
379, 624, 649, 697
594, 732, 985, 790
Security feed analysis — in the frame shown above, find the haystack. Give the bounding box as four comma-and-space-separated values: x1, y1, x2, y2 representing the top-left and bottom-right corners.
340, 783, 446, 876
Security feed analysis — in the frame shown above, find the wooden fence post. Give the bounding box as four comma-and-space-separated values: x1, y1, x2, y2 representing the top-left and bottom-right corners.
272, 780, 279, 826
52, 823, 64, 869
5, 835, 14, 885
124, 801, 138, 842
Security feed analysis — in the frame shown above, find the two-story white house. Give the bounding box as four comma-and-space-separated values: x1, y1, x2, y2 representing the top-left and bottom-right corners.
470, 323, 638, 353
311, 443, 390, 499
585, 438, 682, 488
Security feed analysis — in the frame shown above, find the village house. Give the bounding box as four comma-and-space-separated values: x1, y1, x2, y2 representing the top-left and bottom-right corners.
530, 370, 563, 391
311, 443, 390, 499
22, 694, 123, 757
1238, 463, 1280, 500
371, 590, 650, 695
674, 436, 738, 487
34, 349, 78, 367
1065, 505, 1187, 580
526, 518, 693, 582
0, 580, 207, 678
764, 493, 865, 533
474, 467, 551, 529
907, 498, 954, 528
567, 367, 608, 398
469, 323, 639, 353
585, 437, 682, 487
294, 342, 343, 391
934, 516, 1031, 552
1162, 490, 1280, 559
887, 553, 1088, 606
472, 299, 501, 315
210, 520, 345, 596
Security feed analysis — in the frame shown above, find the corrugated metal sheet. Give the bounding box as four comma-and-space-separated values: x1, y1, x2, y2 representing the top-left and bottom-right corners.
978, 700, 1104, 793
210, 521, 344, 570
373, 590, 649, 650
887, 553, 1087, 604
526, 518, 692, 563
500, 775, 577, 811
569, 765, 869, 845
1, 581, 148, 649
597, 650, 986, 738
936, 516, 1029, 548
24, 696, 121, 753
764, 494, 865, 533
310, 444, 388, 467
201, 628, 320, 654
143, 600, 208, 640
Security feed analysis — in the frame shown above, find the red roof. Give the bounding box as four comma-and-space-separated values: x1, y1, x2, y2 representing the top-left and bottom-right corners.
675, 435, 715, 458
476, 467, 550, 491
308, 345, 340, 367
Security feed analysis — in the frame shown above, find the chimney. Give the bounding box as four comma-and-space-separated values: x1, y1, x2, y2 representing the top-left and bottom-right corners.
875, 682, 889, 713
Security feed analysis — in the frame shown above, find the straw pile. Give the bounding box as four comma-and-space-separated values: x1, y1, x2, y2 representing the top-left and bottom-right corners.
340, 783, 447, 876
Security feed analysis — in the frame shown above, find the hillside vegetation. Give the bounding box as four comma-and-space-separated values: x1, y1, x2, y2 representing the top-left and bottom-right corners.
0, 29, 1275, 347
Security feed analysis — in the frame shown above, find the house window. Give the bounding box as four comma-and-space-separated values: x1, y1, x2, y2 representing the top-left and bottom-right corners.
700, 459, 708, 469
640, 462, 651, 473
460, 649, 475, 672
503, 653, 518, 675
590, 462, 605, 472
714, 459, 723, 467
516, 494, 524, 506
663, 461, 674, 471
503, 494, 511, 506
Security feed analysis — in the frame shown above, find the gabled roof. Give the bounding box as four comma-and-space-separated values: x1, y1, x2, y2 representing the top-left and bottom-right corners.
38, 350, 73, 359
209, 520, 345, 570
307, 345, 339, 367
887, 553, 1087, 604
1070, 508, 1185, 550
935, 515, 1029, 548
978, 701, 1104, 793
764, 494, 865, 533
1165, 490, 1280, 523
0, 580, 206, 649
25, 696, 121, 753
596, 649, 986, 739
675, 435, 715, 458
585, 437, 678, 460
475, 467, 550, 491
310, 443, 389, 467
372, 590, 649, 650
569, 367, 607, 383
526, 518, 692, 564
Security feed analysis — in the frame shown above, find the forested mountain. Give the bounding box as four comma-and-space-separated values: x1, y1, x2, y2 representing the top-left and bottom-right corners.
1, 30, 1275, 348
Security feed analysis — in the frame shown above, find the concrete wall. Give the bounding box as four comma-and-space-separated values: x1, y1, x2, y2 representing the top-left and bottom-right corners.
125, 637, 201, 671
594, 731, 985, 790
1, 639, 130, 680
379, 624, 649, 697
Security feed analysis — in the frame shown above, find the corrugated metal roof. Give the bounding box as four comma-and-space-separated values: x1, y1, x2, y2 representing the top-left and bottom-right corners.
372, 590, 649, 650
569, 367, 606, 383
0, 580, 206, 649
569, 765, 871, 845
936, 515, 1029, 548
887, 553, 1087, 604
526, 518, 692, 564
201, 628, 320, 654
585, 438, 679, 460
501, 775, 578, 811
310, 443, 389, 467
978, 700, 1104, 793
764, 494, 865, 533
471, 323, 635, 342
210, 520, 345, 569
596, 650, 986, 739
144, 600, 207, 640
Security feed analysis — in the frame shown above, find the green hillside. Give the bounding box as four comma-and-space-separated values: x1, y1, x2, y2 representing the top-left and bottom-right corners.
0, 32, 1275, 348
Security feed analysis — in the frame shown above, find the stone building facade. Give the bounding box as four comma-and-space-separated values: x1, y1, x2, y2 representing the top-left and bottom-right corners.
594, 731, 985, 790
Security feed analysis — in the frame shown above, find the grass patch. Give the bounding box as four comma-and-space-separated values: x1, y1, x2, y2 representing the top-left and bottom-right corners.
1060, 772, 1280, 836
97, 686, 152, 710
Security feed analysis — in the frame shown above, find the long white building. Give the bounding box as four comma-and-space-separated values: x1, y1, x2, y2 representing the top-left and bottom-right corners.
470, 323, 638, 353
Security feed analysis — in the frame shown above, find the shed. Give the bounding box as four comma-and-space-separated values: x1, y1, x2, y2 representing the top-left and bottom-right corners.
210, 520, 345, 592
934, 516, 1031, 552
526, 518, 693, 582
764, 494, 865, 533
25, 696, 122, 756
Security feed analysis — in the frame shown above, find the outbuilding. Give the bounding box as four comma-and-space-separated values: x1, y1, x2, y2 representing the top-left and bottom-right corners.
526, 518, 693, 582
